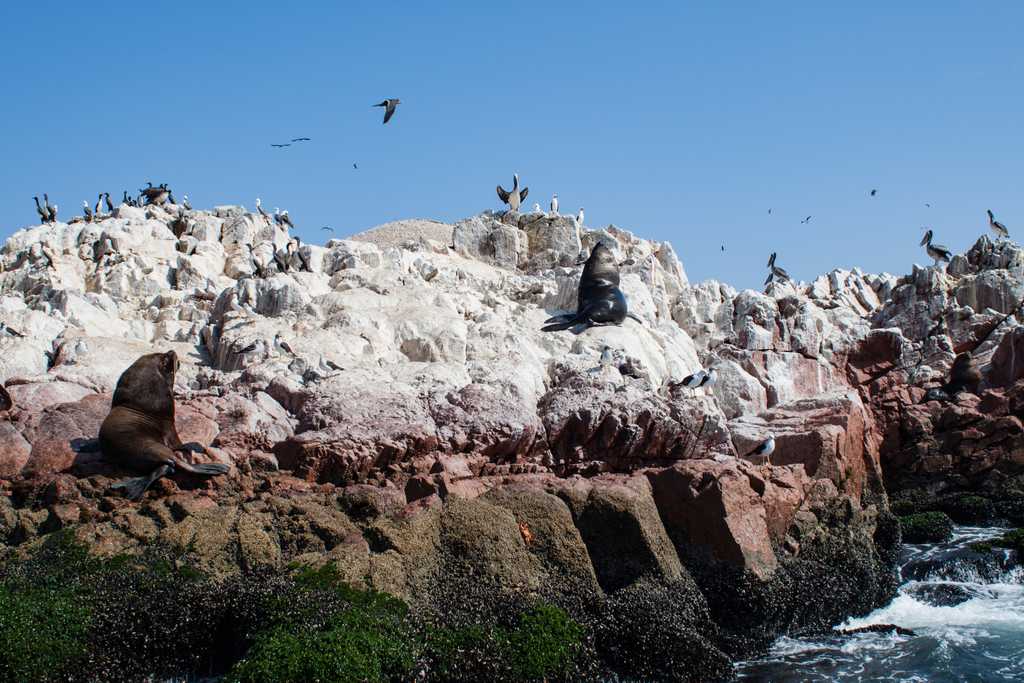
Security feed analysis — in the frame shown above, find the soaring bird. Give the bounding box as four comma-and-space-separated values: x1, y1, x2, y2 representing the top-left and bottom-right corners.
82, 201, 93, 222
988, 210, 1009, 240
33, 196, 48, 222
353, 163, 358, 170
104, 193, 114, 213
271, 143, 291, 148
870, 189, 877, 197
765, 252, 791, 285
800, 215, 812, 224
920, 229, 952, 266
321, 226, 334, 232
291, 137, 311, 142
374, 99, 400, 124
550, 194, 559, 215
496, 174, 529, 212
748, 434, 776, 466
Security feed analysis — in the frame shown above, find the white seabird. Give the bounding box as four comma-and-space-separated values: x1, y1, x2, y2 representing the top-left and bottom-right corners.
183, 194, 192, 211
82, 201, 93, 222
550, 194, 559, 216
920, 229, 952, 267
988, 210, 1009, 240
676, 369, 707, 389
255, 198, 270, 223
749, 434, 776, 466
575, 207, 585, 228
532, 202, 542, 213
496, 174, 529, 212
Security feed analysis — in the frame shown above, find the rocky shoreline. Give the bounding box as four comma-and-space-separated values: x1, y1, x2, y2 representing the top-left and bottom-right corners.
0, 200, 1021, 680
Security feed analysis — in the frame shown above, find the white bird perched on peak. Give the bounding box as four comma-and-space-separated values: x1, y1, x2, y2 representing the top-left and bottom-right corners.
532, 202, 542, 213
575, 208, 585, 228
748, 434, 776, 466
255, 197, 270, 221
550, 194, 559, 215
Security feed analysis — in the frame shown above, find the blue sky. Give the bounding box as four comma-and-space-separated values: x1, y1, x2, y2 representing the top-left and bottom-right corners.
0, 1, 1021, 290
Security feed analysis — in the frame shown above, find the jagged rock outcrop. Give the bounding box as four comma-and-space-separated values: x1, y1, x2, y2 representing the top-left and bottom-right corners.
8, 197, 1021, 672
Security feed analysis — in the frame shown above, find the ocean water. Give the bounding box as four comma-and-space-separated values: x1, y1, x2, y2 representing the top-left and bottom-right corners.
735, 526, 1024, 682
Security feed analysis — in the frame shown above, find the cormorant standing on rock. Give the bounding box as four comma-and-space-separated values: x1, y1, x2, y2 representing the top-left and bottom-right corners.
104, 193, 114, 213
496, 174, 528, 212
34, 196, 48, 222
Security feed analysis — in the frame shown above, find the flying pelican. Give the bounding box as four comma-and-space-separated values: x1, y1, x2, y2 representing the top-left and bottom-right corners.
496, 174, 528, 212
920, 229, 952, 266
291, 137, 311, 142
988, 210, 1009, 240
373, 99, 400, 124
271, 143, 291, 148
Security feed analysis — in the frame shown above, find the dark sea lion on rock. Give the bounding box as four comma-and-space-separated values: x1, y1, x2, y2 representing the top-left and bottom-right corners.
99, 350, 229, 500
945, 351, 981, 395
542, 242, 641, 332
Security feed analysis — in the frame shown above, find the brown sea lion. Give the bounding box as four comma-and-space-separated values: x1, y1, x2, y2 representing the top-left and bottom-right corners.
542, 241, 641, 332
99, 350, 229, 500
945, 351, 981, 395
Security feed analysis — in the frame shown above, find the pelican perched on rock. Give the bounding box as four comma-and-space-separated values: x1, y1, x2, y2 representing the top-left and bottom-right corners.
764, 252, 791, 285
988, 210, 1009, 240
920, 229, 952, 266
550, 194, 559, 216
748, 434, 776, 466
255, 198, 270, 223
496, 174, 528, 212
33, 196, 48, 223
82, 201, 93, 222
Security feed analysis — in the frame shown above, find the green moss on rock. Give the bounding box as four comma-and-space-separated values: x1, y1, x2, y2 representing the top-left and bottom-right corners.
899, 512, 954, 544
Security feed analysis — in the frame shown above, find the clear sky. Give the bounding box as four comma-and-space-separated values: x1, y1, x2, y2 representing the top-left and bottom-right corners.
1, 1, 1021, 290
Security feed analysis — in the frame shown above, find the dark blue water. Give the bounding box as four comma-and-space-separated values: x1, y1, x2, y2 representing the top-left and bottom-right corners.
735, 526, 1024, 682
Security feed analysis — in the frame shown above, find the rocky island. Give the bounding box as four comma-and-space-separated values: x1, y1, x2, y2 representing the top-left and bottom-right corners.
0, 198, 1021, 681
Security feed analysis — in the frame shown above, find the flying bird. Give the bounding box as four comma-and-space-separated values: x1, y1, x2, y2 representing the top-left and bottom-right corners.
870, 189, 877, 197
320, 226, 334, 232
768, 208, 772, 214
290, 137, 311, 142
496, 174, 529, 212
270, 143, 291, 148
920, 229, 952, 266
721, 245, 725, 252
988, 210, 1009, 240
800, 215, 812, 224
925, 203, 931, 208
353, 163, 358, 170
374, 98, 400, 124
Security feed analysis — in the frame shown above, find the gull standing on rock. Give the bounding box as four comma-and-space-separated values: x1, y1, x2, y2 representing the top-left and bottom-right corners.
575, 208, 585, 228
496, 174, 528, 212
749, 434, 776, 466
920, 229, 952, 267
988, 210, 1009, 240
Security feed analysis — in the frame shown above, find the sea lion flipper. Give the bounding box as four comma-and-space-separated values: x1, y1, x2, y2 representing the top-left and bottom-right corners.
626, 312, 643, 324
542, 311, 589, 332
111, 463, 173, 500
184, 462, 230, 476
544, 313, 573, 324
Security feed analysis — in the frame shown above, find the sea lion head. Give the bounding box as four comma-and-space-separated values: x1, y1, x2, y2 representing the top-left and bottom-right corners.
582, 241, 619, 286
111, 350, 178, 418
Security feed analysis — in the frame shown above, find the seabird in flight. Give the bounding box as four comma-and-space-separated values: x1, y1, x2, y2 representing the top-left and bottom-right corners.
291, 137, 311, 142
82, 201, 93, 222
870, 189, 877, 197
374, 99, 400, 124
550, 194, 559, 215
988, 210, 1009, 240
748, 434, 776, 466
496, 174, 529, 212
800, 215, 812, 224
353, 163, 358, 170
321, 226, 334, 232
271, 143, 291, 148
920, 229, 952, 266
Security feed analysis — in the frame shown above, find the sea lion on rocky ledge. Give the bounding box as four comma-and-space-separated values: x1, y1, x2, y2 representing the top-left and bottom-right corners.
945, 351, 981, 396
542, 241, 642, 332
99, 350, 229, 500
